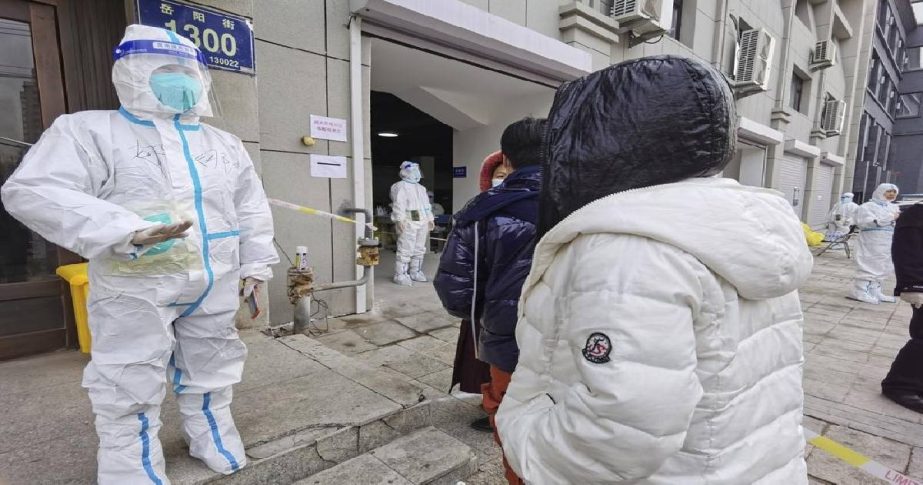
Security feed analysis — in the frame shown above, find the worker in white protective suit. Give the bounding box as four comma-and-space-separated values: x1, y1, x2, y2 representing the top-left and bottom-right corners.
0, 25, 278, 483
825, 192, 859, 241
390, 161, 434, 286
851, 183, 901, 304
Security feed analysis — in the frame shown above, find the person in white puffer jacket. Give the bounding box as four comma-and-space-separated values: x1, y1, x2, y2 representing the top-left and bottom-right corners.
495, 56, 814, 484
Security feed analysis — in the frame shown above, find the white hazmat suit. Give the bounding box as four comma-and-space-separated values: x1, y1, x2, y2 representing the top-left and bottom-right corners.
0, 25, 278, 483
852, 183, 900, 304
390, 161, 434, 286
825, 192, 859, 240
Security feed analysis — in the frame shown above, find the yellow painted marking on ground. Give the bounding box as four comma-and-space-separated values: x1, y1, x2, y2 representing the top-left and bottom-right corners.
808, 434, 871, 468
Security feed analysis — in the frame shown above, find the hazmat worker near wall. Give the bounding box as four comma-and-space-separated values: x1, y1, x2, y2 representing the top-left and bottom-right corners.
390, 161, 434, 286
0, 25, 278, 483
494, 56, 813, 484
851, 183, 901, 304
825, 192, 859, 241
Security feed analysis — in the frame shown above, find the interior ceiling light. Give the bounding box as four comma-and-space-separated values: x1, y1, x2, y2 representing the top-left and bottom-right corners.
377, 131, 399, 138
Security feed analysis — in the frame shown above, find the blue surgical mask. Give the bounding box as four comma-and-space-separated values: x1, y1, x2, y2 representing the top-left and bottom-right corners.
150, 73, 202, 112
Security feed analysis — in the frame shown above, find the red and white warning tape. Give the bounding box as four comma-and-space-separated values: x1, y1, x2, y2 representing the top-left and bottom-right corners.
805, 428, 921, 484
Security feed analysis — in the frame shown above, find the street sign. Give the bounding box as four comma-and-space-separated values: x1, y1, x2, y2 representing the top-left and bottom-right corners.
137, 0, 255, 75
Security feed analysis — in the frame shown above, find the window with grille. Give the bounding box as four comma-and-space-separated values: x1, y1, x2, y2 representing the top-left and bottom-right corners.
867, 54, 879, 91
790, 72, 806, 113
897, 93, 923, 118
587, 0, 615, 16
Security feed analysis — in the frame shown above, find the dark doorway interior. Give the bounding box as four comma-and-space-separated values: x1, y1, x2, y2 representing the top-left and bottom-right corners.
370, 91, 453, 214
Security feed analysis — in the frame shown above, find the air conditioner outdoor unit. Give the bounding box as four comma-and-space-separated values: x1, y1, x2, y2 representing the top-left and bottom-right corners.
611, 0, 674, 39
811, 40, 836, 69
733, 29, 775, 94
822, 99, 847, 136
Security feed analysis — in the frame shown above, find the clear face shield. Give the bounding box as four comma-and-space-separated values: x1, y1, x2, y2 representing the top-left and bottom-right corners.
112, 38, 222, 118
400, 162, 422, 183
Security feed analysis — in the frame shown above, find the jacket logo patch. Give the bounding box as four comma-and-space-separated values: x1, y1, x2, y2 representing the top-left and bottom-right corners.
582, 332, 612, 364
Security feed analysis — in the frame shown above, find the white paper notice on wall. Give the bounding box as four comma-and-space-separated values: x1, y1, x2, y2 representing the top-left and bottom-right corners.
310, 155, 348, 179
310, 115, 348, 142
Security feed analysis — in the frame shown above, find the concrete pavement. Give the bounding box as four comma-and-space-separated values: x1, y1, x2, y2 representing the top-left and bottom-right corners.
307, 248, 923, 484
801, 248, 923, 484
1, 246, 923, 484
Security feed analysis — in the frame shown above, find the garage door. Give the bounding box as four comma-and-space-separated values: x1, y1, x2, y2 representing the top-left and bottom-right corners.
777, 157, 807, 218
808, 163, 835, 228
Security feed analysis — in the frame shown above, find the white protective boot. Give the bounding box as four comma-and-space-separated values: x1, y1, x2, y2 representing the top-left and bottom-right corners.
851, 280, 880, 304
871, 282, 896, 303
409, 256, 427, 282
393, 260, 413, 286
178, 390, 246, 475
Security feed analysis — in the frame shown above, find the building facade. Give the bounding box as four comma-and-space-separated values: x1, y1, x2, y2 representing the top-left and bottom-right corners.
844, 0, 911, 201
0, 0, 882, 359
885, 0, 923, 197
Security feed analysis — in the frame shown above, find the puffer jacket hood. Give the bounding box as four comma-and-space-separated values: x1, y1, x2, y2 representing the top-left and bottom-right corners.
539, 55, 737, 236
534, 177, 813, 300
479, 151, 505, 192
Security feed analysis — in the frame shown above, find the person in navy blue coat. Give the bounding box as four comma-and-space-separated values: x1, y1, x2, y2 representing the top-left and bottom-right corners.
434, 117, 544, 485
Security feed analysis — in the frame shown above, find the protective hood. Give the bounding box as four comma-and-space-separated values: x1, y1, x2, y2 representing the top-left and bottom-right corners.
840, 192, 854, 203
112, 24, 213, 119
871, 183, 898, 202
479, 151, 505, 192
538, 55, 737, 236
400, 161, 422, 183
527, 178, 813, 301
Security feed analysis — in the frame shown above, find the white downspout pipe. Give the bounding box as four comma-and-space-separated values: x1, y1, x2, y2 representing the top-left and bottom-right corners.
349, 16, 368, 314
712, 0, 730, 69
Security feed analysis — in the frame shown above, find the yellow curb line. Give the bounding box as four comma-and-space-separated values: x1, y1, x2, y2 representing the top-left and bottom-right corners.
805, 429, 921, 484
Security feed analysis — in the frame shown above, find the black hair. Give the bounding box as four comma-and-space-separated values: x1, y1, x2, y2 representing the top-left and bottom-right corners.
500, 117, 547, 169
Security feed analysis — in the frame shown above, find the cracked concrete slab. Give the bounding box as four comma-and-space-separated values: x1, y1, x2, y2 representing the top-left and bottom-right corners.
395, 312, 457, 334
354, 320, 418, 346
315, 329, 378, 354
316, 427, 359, 464
280, 335, 424, 407
370, 426, 477, 485
295, 453, 412, 485
427, 326, 460, 344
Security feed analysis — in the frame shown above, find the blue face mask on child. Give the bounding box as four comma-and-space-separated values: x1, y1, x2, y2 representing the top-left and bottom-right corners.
149, 73, 202, 112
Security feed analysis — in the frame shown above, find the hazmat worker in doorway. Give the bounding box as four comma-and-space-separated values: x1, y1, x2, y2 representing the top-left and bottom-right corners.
850, 183, 901, 304
0, 25, 278, 483
390, 161, 434, 286
825, 192, 859, 241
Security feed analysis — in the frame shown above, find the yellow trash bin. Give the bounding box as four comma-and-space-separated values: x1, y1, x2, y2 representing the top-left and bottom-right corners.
56, 263, 91, 354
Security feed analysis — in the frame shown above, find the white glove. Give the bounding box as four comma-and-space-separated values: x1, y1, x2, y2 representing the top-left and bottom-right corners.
241, 276, 263, 299
396, 221, 408, 233
131, 220, 193, 246
900, 292, 923, 309
428, 220, 435, 231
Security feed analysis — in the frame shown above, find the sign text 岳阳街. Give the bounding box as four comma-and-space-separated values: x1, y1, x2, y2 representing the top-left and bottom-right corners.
137, 0, 255, 75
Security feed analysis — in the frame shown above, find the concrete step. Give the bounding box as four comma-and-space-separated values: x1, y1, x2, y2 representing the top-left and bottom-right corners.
294, 426, 478, 485
179, 334, 431, 484
0, 332, 436, 485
